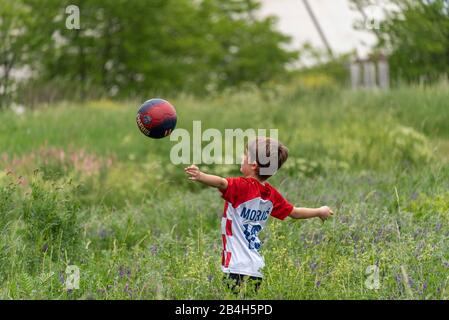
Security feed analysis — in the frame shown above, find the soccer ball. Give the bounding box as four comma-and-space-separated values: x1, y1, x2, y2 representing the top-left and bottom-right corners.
136, 98, 177, 139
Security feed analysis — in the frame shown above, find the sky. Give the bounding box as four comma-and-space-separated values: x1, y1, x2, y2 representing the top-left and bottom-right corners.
258, 0, 383, 59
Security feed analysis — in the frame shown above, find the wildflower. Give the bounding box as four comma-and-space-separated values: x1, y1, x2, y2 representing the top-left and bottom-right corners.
150, 244, 158, 255
313, 233, 324, 245
408, 277, 415, 289
98, 228, 109, 239
394, 273, 401, 285
119, 266, 131, 278
59, 272, 65, 285
350, 233, 360, 243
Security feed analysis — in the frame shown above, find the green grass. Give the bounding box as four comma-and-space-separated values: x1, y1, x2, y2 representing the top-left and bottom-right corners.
0, 86, 448, 299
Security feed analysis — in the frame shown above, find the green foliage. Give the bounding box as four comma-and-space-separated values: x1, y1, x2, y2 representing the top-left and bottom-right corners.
0, 0, 33, 107
290, 43, 351, 88
354, 0, 449, 83
407, 191, 449, 221
0, 184, 17, 281
0, 87, 449, 299
3, 0, 296, 104
21, 176, 82, 270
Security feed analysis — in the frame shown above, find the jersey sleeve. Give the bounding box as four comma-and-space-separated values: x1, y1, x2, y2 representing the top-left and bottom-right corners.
271, 189, 294, 220
219, 177, 249, 207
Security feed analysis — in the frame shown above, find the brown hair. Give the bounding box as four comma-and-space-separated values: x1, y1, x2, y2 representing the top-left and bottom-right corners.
246, 137, 289, 181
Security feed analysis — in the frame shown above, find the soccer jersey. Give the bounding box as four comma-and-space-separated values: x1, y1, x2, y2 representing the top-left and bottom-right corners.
219, 177, 294, 278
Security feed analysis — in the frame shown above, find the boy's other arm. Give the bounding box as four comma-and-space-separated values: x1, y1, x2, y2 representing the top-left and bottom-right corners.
289, 206, 334, 222
184, 165, 228, 191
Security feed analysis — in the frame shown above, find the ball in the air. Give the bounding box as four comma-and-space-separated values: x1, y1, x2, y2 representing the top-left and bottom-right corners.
136, 99, 177, 139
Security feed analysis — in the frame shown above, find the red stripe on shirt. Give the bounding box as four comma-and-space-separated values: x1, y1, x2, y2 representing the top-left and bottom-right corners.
221, 250, 225, 266
224, 251, 231, 268
222, 234, 227, 251
226, 219, 232, 236
223, 201, 228, 218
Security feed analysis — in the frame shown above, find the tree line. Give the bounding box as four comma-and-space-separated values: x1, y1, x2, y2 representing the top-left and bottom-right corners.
0, 0, 297, 107
1, 0, 448, 108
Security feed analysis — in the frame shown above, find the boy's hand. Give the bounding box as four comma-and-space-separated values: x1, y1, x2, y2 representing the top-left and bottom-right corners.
185, 165, 203, 181
318, 206, 334, 222
184, 165, 228, 190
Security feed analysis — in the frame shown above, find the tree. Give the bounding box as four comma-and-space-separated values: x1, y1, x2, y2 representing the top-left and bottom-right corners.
352, 0, 449, 83
0, 0, 31, 107
2, 0, 298, 103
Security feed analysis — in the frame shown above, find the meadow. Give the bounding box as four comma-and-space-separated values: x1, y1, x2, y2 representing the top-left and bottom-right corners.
0, 84, 448, 299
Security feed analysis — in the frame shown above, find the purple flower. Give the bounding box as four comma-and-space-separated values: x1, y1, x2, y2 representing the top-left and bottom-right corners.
408, 277, 415, 289
119, 266, 131, 278
309, 261, 318, 272
59, 272, 65, 284
315, 280, 321, 288
394, 273, 401, 285
339, 216, 349, 224
419, 282, 428, 296
98, 228, 109, 239
124, 283, 133, 298
350, 233, 360, 243
443, 262, 449, 268
150, 245, 158, 255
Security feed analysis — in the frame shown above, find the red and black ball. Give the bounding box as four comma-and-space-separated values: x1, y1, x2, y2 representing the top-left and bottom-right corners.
136, 99, 177, 139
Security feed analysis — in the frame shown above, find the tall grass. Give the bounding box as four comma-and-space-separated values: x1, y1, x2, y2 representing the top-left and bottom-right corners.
0, 86, 448, 299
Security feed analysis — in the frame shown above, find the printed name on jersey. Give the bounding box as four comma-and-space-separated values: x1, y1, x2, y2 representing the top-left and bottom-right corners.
240, 207, 271, 221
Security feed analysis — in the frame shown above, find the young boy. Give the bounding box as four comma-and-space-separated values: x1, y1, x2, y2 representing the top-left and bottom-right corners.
184, 137, 333, 292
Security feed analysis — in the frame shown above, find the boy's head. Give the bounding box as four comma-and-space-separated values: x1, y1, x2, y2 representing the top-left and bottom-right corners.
241, 137, 289, 181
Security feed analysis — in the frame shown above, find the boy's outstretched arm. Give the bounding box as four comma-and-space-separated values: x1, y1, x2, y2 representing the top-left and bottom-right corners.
289, 206, 334, 222
184, 165, 228, 191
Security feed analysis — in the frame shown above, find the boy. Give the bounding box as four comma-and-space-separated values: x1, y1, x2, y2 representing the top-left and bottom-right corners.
184, 137, 333, 292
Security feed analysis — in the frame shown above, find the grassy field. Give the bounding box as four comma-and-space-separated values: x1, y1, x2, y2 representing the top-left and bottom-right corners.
0, 85, 448, 299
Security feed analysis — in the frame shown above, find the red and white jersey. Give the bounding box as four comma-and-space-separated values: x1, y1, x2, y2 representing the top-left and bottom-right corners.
219, 177, 294, 278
